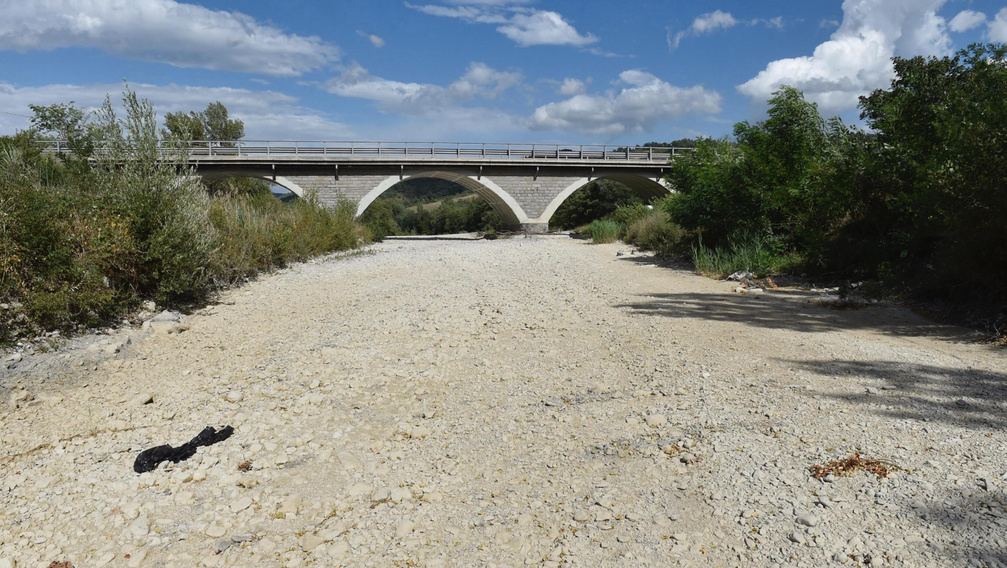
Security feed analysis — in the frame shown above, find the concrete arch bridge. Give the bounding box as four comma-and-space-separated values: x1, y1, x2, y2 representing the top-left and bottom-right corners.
190, 141, 683, 232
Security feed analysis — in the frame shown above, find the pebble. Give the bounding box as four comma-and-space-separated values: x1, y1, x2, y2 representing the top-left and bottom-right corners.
797, 514, 820, 527
205, 524, 227, 538
644, 413, 667, 427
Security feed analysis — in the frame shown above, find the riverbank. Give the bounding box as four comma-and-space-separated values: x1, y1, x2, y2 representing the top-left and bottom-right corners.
2, 236, 1005, 567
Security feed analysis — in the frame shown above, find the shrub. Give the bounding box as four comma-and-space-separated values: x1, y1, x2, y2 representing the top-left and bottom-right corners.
623, 208, 685, 256
588, 219, 622, 244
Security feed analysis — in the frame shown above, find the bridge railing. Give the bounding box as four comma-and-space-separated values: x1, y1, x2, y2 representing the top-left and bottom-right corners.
37, 140, 691, 162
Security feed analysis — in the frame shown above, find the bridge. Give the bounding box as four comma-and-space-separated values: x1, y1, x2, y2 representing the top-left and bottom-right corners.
50, 140, 686, 232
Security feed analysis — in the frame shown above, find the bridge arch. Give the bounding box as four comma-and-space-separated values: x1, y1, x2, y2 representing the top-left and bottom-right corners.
537, 173, 672, 227
198, 172, 307, 198
355, 171, 530, 229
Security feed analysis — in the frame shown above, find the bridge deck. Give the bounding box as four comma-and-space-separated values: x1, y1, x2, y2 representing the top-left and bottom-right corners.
39, 140, 687, 163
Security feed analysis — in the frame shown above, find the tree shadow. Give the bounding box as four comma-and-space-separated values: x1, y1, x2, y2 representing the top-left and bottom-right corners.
788, 359, 1007, 430
616, 290, 976, 340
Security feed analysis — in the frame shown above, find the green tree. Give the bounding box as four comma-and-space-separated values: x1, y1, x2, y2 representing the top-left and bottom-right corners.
162, 101, 244, 145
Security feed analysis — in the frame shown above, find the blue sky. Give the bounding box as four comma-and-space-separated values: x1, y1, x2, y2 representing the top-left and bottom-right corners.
1, 0, 1005, 145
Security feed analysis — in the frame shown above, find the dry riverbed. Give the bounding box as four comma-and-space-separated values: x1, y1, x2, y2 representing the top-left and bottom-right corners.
1, 236, 1006, 568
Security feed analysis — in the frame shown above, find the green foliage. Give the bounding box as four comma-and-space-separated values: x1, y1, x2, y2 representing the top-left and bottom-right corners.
550, 179, 643, 230
691, 232, 801, 279
358, 198, 400, 241
364, 179, 504, 236
0, 88, 366, 344
855, 43, 1007, 298
588, 219, 622, 244
162, 101, 245, 144
209, 193, 362, 284
622, 203, 685, 256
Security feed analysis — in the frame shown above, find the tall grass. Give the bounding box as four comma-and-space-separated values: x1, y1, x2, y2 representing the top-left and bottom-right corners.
588, 219, 622, 244
209, 192, 363, 284
691, 232, 800, 278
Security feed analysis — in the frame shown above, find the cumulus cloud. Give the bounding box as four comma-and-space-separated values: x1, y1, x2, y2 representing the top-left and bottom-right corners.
558, 78, 587, 96
0, 81, 351, 139
323, 62, 521, 115
0, 0, 337, 77
949, 10, 986, 33
738, 0, 952, 112
990, 8, 1007, 42
526, 70, 721, 135
406, 2, 597, 47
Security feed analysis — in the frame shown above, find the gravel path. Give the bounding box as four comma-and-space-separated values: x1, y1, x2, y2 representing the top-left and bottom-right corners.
2, 236, 1006, 568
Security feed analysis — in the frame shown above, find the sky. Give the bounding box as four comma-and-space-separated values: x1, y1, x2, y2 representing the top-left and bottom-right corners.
1, 0, 1006, 145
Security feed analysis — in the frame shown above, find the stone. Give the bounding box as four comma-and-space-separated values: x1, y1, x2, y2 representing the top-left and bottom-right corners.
131, 393, 154, 406
231, 496, 253, 512
0, 558, 16, 568
644, 413, 667, 428
396, 520, 416, 538
225, 391, 244, 403
788, 532, 806, 544
797, 514, 819, 527
299, 533, 326, 551
205, 524, 227, 538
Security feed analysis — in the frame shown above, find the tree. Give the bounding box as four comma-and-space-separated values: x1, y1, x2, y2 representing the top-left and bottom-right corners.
163, 101, 244, 145
164, 102, 263, 196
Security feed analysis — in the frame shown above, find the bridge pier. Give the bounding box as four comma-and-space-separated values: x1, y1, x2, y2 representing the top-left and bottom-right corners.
519, 222, 550, 234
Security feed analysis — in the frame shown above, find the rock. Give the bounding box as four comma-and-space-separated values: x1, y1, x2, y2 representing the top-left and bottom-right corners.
131, 393, 154, 406
146, 311, 187, 334
8, 390, 32, 409
796, 514, 819, 527
231, 496, 253, 512
0, 558, 17, 568
205, 524, 227, 538
573, 510, 591, 522
834, 552, 849, 562
299, 533, 326, 551
5, 352, 22, 363
788, 532, 806, 544
225, 391, 244, 403
644, 413, 667, 428
395, 520, 416, 538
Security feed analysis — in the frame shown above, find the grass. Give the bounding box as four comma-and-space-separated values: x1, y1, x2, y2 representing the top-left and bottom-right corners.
623, 209, 684, 256
691, 233, 800, 278
588, 219, 622, 244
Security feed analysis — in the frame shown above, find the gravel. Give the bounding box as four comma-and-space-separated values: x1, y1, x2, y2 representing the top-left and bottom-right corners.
1, 236, 1006, 567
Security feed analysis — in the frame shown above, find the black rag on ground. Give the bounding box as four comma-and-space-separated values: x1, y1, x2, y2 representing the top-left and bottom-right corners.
133, 425, 234, 473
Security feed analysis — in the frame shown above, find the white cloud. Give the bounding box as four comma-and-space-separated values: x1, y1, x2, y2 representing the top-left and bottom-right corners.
949, 10, 986, 32
0, 0, 337, 77
990, 8, 1007, 42
738, 0, 952, 112
323, 62, 521, 115
497, 11, 597, 47
0, 82, 351, 140
357, 30, 386, 47
670, 10, 782, 50
692, 10, 739, 34
558, 78, 587, 96
407, 3, 597, 47
527, 70, 721, 135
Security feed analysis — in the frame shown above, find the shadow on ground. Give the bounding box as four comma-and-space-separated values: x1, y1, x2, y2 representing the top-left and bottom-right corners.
616, 290, 976, 341
791, 359, 1007, 431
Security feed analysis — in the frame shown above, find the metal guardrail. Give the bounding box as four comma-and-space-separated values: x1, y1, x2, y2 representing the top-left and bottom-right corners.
37, 140, 690, 162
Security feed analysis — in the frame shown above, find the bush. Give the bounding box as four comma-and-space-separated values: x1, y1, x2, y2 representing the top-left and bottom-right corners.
0, 87, 368, 344
623, 208, 685, 256
588, 219, 622, 244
